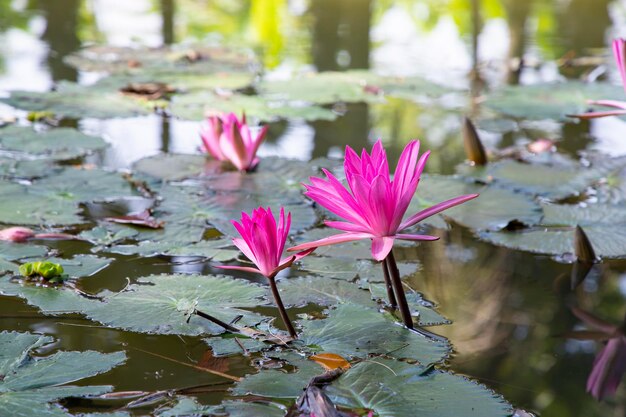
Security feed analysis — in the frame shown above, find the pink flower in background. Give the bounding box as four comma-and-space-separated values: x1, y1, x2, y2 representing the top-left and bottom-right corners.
219, 207, 313, 278
288, 140, 478, 261
571, 38, 626, 119
0, 227, 35, 242
569, 307, 626, 400
200, 112, 268, 171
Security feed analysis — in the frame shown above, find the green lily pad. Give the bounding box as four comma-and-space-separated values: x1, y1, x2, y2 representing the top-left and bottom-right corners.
0, 158, 60, 180
412, 175, 542, 230
232, 352, 323, 399
0, 181, 82, 226
110, 237, 238, 260
259, 70, 447, 104
0, 331, 125, 417
299, 304, 449, 363
0, 241, 48, 261
1, 82, 155, 119
79, 226, 138, 250
170, 91, 337, 122
204, 335, 269, 357
0, 126, 107, 161
480, 203, 626, 258
132, 153, 211, 181
368, 283, 449, 326
486, 81, 624, 120
326, 359, 512, 417
84, 274, 269, 335
278, 276, 375, 307
0, 275, 96, 314
484, 160, 602, 199
298, 256, 419, 283
157, 398, 285, 417
43, 255, 112, 278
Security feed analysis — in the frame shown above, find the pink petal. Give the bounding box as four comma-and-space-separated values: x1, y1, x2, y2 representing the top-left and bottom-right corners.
324, 220, 370, 233
395, 233, 440, 241
392, 140, 420, 198
216, 265, 263, 275
287, 232, 373, 252
613, 39, 626, 94
399, 194, 479, 230
371, 236, 395, 261
587, 99, 626, 109
568, 109, 626, 119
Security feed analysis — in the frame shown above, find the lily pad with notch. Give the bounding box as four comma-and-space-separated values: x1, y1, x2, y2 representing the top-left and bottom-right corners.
0, 331, 126, 417
156, 397, 285, 417
297, 256, 419, 283
326, 358, 512, 417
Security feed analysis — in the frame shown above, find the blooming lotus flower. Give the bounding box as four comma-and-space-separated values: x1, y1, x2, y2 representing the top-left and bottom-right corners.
288, 140, 479, 261
219, 207, 313, 278
569, 307, 626, 400
200, 112, 268, 171
571, 38, 626, 119
218, 207, 313, 338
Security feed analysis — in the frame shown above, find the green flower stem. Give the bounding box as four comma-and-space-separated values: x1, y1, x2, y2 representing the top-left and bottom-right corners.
386, 250, 414, 329
381, 260, 398, 309
267, 275, 298, 339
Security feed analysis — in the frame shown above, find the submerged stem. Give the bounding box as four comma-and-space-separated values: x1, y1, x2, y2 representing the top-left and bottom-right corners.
381, 260, 397, 309
267, 275, 298, 339
385, 251, 414, 329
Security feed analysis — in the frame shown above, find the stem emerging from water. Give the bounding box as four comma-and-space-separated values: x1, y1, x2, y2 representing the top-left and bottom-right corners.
385, 250, 414, 329
267, 275, 298, 339
381, 260, 397, 309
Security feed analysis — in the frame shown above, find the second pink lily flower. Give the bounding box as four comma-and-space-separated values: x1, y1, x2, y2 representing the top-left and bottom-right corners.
289, 139, 478, 261
200, 112, 268, 171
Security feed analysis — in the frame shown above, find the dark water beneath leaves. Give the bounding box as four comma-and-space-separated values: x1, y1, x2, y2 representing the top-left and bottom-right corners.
1, 1, 626, 416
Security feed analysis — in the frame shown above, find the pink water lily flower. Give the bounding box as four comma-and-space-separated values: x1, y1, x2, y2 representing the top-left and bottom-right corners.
218, 207, 313, 338
219, 207, 313, 278
200, 112, 268, 171
288, 140, 478, 261
571, 38, 626, 119
0, 227, 75, 242
569, 307, 626, 400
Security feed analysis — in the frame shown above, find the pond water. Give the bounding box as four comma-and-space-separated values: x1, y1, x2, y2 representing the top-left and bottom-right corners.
0, 1, 626, 416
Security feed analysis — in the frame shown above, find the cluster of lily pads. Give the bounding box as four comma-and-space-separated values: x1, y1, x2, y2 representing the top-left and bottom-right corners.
0, 39, 625, 416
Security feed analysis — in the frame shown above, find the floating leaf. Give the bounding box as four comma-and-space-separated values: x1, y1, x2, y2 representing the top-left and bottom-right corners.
232, 352, 323, 398
45, 255, 112, 278
298, 256, 419, 283
480, 203, 626, 258
0, 331, 125, 417
0, 241, 48, 261
485, 160, 601, 199
278, 276, 375, 307
1, 82, 155, 119
170, 91, 337, 122
299, 304, 449, 363
105, 210, 164, 229
310, 353, 350, 371
486, 81, 624, 120
132, 154, 212, 181
326, 359, 512, 417
411, 175, 542, 230
156, 397, 285, 417
0, 126, 107, 161
84, 274, 268, 335
18, 261, 64, 280
204, 335, 268, 357
368, 283, 449, 326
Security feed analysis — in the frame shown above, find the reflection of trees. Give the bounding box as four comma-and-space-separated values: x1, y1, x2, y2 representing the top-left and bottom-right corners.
502, 0, 533, 85
309, 0, 371, 158
398, 226, 626, 416
39, 0, 81, 82
161, 0, 175, 45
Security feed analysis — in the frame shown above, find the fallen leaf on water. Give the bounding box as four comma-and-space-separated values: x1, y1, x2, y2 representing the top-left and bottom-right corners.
310, 353, 351, 371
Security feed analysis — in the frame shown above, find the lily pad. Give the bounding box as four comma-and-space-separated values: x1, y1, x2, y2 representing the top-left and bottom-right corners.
84, 274, 269, 335
1, 82, 155, 119
0, 126, 107, 161
298, 256, 419, 283
278, 276, 375, 307
368, 283, 450, 326
480, 203, 626, 258
0, 331, 126, 417
232, 352, 323, 398
43, 255, 112, 278
299, 304, 449, 363
204, 335, 269, 357
412, 175, 542, 230
0, 241, 48, 261
170, 92, 337, 122
486, 81, 625, 120
484, 160, 601, 199
326, 359, 512, 417
110, 237, 238, 260
132, 154, 211, 181
157, 398, 285, 417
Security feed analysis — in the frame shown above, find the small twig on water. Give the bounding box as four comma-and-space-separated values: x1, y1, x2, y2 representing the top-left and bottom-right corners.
193, 309, 240, 333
